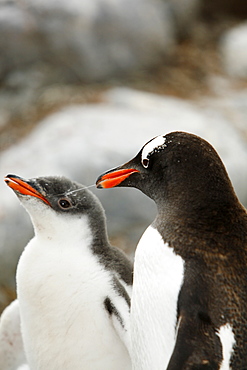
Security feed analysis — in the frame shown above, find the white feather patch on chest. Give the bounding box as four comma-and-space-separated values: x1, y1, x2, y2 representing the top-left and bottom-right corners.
218, 323, 235, 370
131, 225, 184, 370
16, 215, 131, 370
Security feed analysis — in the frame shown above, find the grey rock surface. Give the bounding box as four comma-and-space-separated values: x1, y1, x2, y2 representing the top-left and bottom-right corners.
220, 22, 247, 78
166, 0, 201, 37
0, 0, 174, 85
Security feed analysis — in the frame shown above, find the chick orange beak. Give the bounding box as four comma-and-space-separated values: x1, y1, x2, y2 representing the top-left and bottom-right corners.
4, 174, 51, 206
96, 168, 139, 189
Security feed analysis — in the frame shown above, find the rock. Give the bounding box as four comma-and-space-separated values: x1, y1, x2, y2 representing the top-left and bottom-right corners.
1, 87, 247, 291
202, 80, 247, 137
220, 22, 247, 79
166, 0, 201, 38
0, 0, 174, 85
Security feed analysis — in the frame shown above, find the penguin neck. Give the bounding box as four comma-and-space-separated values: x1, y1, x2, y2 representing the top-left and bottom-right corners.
152, 185, 245, 256
152, 172, 241, 223
146, 156, 240, 220
86, 210, 111, 253
31, 214, 90, 246
30, 210, 109, 255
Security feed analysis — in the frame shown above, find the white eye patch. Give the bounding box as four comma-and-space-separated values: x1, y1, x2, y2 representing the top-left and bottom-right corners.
141, 136, 166, 168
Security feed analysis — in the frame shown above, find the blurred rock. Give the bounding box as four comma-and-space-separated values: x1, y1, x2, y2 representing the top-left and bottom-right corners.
0, 0, 174, 85
166, 0, 201, 38
1, 88, 247, 292
202, 81, 247, 137
220, 22, 247, 78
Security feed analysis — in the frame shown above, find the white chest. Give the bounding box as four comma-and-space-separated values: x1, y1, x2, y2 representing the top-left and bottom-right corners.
131, 226, 184, 370
16, 237, 131, 370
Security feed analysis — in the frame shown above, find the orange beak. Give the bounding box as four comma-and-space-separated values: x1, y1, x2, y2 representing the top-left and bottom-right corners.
4, 175, 51, 206
96, 168, 139, 189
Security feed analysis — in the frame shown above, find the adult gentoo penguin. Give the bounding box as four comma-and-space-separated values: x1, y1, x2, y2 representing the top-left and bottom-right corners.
96, 131, 247, 370
4, 174, 133, 370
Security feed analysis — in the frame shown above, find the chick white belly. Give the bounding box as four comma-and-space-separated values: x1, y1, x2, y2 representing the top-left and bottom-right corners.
130, 226, 184, 370
17, 238, 131, 370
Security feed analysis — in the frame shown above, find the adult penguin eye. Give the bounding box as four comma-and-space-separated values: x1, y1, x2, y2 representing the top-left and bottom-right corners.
142, 158, 149, 168
58, 198, 72, 209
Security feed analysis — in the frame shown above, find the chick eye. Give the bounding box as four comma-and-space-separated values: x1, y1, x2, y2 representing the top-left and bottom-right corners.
142, 158, 149, 168
58, 198, 72, 209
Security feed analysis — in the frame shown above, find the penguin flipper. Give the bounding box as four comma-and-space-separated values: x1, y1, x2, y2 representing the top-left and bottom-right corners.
0, 299, 29, 370
104, 293, 131, 355
167, 314, 222, 370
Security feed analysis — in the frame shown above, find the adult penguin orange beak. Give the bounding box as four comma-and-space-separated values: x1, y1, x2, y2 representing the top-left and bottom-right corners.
96, 168, 139, 189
